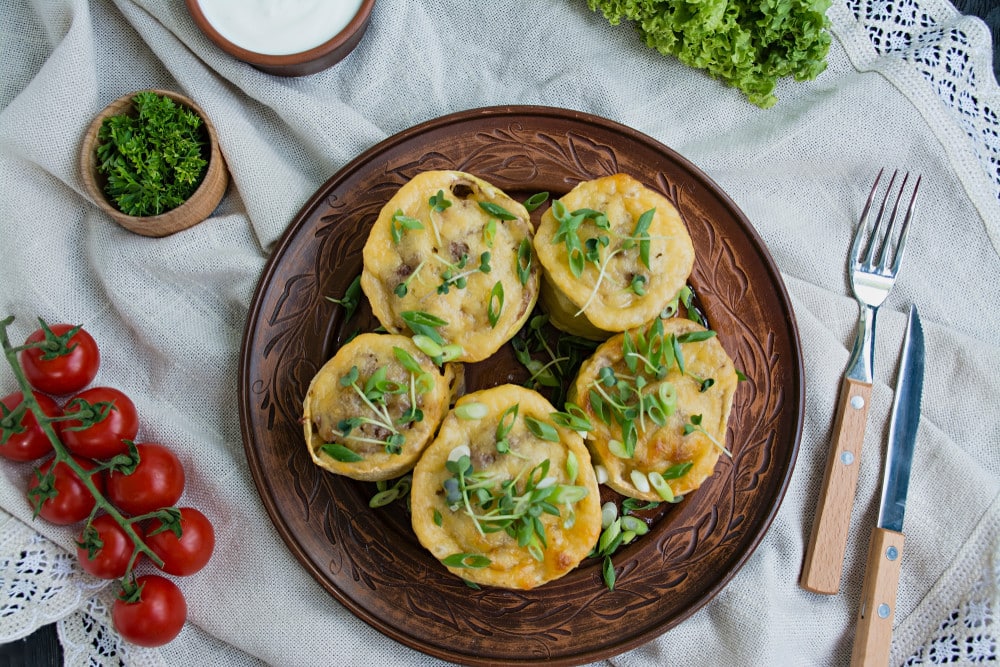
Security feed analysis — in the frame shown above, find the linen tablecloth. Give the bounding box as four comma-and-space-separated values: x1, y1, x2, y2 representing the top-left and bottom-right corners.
1, 0, 998, 664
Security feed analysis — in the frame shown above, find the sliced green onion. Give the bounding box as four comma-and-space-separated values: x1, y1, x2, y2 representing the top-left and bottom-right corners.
630, 469, 651, 493
455, 402, 489, 420
441, 553, 490, 569
648, 471, 674, 502
321, 443, 363, 463
525, 416, 559, 442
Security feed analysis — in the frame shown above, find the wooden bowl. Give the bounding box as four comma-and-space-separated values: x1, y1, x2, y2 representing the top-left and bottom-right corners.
79, 89, 228, 238
185, 0, 376, 77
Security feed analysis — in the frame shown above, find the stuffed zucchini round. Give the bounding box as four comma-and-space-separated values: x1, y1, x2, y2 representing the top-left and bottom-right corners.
302, 333, 456, 481
534, 173, 695, 339
568, 318, 738, 502
361, 170, 540, 363
410, 384, 601, 590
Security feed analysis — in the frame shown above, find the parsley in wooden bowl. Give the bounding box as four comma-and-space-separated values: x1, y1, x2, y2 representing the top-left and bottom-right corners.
79, 89, 229, 237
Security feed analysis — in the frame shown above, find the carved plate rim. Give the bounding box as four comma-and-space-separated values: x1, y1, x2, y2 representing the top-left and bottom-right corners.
239, 106, 804, 666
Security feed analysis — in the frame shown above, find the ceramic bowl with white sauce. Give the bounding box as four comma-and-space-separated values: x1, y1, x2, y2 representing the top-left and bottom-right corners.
186, 0, 376, 76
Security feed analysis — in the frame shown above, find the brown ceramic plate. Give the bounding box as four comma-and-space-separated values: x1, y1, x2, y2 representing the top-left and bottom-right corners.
239, 106, 803, 666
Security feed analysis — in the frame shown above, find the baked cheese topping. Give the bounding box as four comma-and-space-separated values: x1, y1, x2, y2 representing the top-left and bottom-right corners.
534, 173, 694, 338
361, 170, 540, 362
568, 318, 738, 501
302, 333, 456, 481
410, 385, 601, 589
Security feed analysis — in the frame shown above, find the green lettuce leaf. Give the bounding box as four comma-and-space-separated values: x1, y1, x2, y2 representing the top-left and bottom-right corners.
588, 0, 832, 108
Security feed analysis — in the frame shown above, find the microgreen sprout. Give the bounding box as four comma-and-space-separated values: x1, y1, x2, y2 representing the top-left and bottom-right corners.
325, 274, 362, 322
390, 209, 424, 243
683, 414, 732, 457
494, 404, 519, 453
510, 311, 598, 406
430, 251, 492, 295
549, 203, 660, 316
426, 189, 450, 245
586, 320, 721, 460
442, 454, 589, 562
322, 348, 434, 460
393, 259, 427, 298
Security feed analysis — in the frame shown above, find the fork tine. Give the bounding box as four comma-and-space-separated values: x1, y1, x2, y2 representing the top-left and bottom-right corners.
874, 171, 911, 271
849, 168, 884, 267
861, 169, 898, 267
889, 174, 921, 275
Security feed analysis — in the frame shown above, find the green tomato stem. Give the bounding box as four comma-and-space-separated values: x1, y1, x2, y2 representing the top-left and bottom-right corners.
0, 315, 165, 572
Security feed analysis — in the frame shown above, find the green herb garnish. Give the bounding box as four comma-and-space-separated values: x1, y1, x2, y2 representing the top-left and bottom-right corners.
322, 349, 433, 460
390, 210, 424, 243
549, 203, 658, 316
586, 319, 723, 460
523, 191, 550, 212
487, 281, 504, 328
478, 201, 517, 220
442, 454, 589, 562
326, 274, 362, 322
95, 91, 208, 217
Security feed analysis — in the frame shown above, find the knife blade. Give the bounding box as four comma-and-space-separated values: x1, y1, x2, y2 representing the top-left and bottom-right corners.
850, 305, 924, 667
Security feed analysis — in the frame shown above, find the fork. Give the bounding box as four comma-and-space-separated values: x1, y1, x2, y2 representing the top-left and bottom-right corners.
800, 169, 921, 595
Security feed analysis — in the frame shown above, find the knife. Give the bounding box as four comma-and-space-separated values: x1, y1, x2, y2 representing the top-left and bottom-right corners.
850, 305, 924, 666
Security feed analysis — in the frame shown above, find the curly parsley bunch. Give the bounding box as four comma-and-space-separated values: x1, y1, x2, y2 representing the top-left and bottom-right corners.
588, 0, 832, 108
95, 92, 208, 217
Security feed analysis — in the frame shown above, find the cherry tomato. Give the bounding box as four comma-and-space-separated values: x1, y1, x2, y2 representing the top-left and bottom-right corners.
106, 442, 185, 516
144, 507, 215, 576
0, 391, 61, 462
76, 514, 135, 579
61, 387, 139, 459
112, 574, 187, 647
28, 456, 103, 525
20, 322, 100, 395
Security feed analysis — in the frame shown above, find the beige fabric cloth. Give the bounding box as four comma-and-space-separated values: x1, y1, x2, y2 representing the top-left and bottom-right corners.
0, 0, 997, 665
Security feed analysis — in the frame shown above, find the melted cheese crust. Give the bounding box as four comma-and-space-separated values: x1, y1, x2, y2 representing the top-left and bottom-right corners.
410, 385, 601, 589
302, 333, 456, 481
361, 171, 540, 362
534, 173, 694, 338
569, 318, 738, 501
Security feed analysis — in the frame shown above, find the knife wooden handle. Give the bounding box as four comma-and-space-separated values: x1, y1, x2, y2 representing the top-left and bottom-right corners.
800, 376, 873, 594
851, 527, 905, 666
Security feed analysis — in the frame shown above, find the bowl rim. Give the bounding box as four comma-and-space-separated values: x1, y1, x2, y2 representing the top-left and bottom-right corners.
184, 0, 376, 67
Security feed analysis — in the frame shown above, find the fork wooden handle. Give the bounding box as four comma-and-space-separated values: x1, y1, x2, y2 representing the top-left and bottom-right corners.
800, 376, 873, 594
850, 527, 905, 666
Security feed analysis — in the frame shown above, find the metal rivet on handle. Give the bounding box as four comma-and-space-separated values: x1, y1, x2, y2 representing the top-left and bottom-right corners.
886, 546, 899, 561
851, 395, 865, 410
840, 451, 855, 465
877, 604, 891, 619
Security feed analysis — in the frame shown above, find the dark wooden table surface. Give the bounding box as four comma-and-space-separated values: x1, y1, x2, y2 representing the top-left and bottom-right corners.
1, 2, 996, 665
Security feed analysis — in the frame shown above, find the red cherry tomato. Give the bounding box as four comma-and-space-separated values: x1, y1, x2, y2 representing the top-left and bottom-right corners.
76, 514, 135, 579
20, 322, 100, 395
144, 507, 215, 576
28, 456, 103, 525
112, 574, 187, 647
0, 391, 61, 461
61, 387, 139, 459
106, 442, 185, 516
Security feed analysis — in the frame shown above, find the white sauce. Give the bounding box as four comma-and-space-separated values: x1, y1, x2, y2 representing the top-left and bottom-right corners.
197, 0, 364, 56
